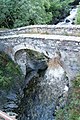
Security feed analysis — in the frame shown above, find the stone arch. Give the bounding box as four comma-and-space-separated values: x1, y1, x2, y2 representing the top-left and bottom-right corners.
12, 44, 50, 61
11, 44, 51, 75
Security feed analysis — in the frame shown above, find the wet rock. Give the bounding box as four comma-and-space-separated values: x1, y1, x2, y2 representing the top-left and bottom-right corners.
6, 92, 17, 101
15, 49, 48, 75
25, 71, 39, 87
24, 55, 48, 86
33, 60, 48, 72
26, 60, 47, 74
4, 102, 18, 110
16, 51, 70, 120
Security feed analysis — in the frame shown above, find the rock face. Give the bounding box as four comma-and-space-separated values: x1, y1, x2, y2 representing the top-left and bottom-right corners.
0, 50, 48, 115
0, 51, 24, 117
44, 58, 67, 87
42, 51, 69, 106
16, 51, 69, 120
15, 49, 48, 76
0, 46, 80, 120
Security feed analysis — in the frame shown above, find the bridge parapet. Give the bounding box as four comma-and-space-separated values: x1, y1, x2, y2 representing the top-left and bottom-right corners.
0, 34, 80, 61
0, 27, 80, 77
0, 25, 80, 37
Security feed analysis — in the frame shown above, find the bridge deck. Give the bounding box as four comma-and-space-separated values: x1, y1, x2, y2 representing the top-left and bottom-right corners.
0, 34, 80, 42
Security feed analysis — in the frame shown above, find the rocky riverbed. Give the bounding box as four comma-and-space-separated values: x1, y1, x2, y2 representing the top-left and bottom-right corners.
13, 50, 70, 120
0, 48, 80, 120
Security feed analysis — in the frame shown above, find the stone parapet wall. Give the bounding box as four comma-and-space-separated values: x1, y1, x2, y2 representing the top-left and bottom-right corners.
0, 34, 80, 59
0, 25, 80, 36
0, 33, 80, 77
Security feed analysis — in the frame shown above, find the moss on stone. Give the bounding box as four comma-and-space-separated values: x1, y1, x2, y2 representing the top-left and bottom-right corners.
25, 49, 47, 60
0, 51, 23, 90
55, 74, 80, 120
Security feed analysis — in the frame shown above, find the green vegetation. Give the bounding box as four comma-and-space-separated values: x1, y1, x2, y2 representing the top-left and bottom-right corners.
0, 51, 23, 90
56, 75, 80, 120
25, 49, 47, 60
75, 5, 80, 24
0, 0, 74, 28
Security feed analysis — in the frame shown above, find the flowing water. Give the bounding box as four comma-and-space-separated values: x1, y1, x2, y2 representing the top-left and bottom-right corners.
57, 7, 78, 25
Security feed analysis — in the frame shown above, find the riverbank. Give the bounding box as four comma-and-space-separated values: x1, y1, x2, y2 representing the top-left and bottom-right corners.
0, 51, 24, 113
56, 74, 80, 120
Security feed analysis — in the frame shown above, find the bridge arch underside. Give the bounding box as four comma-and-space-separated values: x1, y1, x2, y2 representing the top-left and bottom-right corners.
11, 44, 51, 75
11, 44, 80, 79
12, 44, 52, 61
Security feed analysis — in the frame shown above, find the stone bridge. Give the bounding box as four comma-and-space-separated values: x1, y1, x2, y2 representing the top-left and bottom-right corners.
0, 25, 80, 77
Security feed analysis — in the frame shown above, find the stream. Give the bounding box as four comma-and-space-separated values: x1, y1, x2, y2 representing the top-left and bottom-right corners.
57, 7, 78, 25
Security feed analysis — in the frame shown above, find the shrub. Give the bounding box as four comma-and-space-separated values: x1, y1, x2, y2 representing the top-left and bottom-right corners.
75, 5, 80, 24
0, 52, 23, 90
56, 74, 80, 120
0, 0, 74, 28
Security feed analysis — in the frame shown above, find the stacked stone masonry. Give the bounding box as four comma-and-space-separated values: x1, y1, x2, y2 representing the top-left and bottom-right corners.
0, 33, 80, 59
0, 25, 80, 36
0, 25, 80, 77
